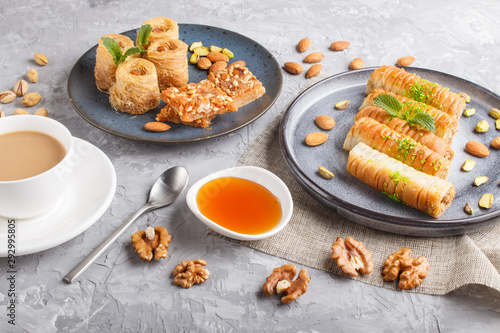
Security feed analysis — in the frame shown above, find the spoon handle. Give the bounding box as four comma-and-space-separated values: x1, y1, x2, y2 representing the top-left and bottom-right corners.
63, 204, 152, 283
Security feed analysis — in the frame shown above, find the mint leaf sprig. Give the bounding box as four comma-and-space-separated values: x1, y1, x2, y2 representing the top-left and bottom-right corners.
374, 94, 435, 132
101, 24, 152, 66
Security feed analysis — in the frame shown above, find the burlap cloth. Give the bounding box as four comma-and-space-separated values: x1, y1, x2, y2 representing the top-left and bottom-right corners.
212, 114, 500, 295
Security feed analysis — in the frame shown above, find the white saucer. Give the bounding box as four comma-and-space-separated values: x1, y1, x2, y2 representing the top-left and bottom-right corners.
0, 137, 116, 256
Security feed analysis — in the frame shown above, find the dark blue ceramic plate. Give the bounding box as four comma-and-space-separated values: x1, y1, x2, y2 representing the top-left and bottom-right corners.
280, 67, 500, 236
68, 24, 282, 143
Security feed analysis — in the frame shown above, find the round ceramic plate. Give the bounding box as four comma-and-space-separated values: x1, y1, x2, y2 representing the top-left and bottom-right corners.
68, 24, 282, 143
0, 137, 116, 256
280, 67, 500, 237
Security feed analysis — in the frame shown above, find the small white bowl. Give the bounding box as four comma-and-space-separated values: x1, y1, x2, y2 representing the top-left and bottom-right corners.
186, 166, 293, 241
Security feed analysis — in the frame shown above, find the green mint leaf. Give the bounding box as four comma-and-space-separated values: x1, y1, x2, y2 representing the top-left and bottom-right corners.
137, 24, 152, 47
121, 46, 142, 62
373, 94, 403, 117
407, 112, 436, 132
101, 37, 123, 66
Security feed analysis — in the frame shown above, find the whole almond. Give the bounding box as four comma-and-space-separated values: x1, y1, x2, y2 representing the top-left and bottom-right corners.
209, 61, 228, 75
397, 56, 415, 67
315, 115, 335, 130
297, 38, 311, 53
206, 52, 229, 63
306, 64, 322, 78
21, 92, 42, 107
145, 122, 171, 132
330, 41, 350, 51
304, 52, 324, 63
0, 109, 4, 118
0, 90, 16, 103
305, 132, 328, 146
466, 140, 490, 157
34, 107, 48, 117
284, 62, 304, 74
228, 60, 246, 68
349, 58, 364, 70
197, 57, 212, 70
491, 137, 500, 149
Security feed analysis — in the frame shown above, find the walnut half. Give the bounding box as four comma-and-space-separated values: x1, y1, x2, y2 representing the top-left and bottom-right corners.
331, 236, 374, 277
131, 226, 172, 261
173, 259, 210, 288
263, 264, 310, 304
382, 248, 430, 290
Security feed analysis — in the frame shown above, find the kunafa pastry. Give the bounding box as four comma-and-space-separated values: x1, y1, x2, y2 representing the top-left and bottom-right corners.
109, 58, 160, 114
138, 17, 179, 49
157, 80, 237, 128
94, 34, 136, 91
145, 39, 189, 90
361, 89, 458, 143
365, 65, 465, 119
208, 62, 266, 109
355, 106, 454, 161
347, 142, 455, 218
344, 117, 450, 179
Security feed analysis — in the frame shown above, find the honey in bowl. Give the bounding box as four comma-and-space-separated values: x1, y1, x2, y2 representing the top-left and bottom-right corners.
196, 177, 282, 235
0, 130, 66, 181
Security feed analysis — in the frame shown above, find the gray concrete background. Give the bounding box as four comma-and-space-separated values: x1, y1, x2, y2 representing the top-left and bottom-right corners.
1, 0, 500, 332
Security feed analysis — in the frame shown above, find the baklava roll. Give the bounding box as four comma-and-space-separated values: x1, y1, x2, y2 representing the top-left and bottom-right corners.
145, 39, 189, 90
347, 142, 455, 218
365, 65, 465, 119
360, 89, 458, 144
344, 117, 450, 179
109, 58, 160, 115
138, 17, 179, 49
94, 34, 136, 91
355, 106, 454, 161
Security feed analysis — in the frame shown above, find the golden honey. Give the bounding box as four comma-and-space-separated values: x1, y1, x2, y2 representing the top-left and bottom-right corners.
196, 177, 282, 235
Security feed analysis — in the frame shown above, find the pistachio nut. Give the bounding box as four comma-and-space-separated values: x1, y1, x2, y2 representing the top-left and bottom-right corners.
335, 100, 350, 110
27, 68, 38, 83
474, 176, 489, 186
14, 108, 29, 115
464, 202, 473, 215
21, 92, 42, 107
13, 80, 29, 96
475, 120, 489, 133
189, 42, 203, 52
463, 108, 476, 117
34, 53, 48, 66
189, 53, 199, 64
0, 90, 16, 103
210, 45, 222, 53
478, 193, 493, 209
34, 107, 48, 117
459, 92, 470, 103
318, 166, 334, 179
496, 119, 500, 130
193, 46, 209, 56
489, 107, 500, 120
222, 48, 234, 59
461, 159, 476, 172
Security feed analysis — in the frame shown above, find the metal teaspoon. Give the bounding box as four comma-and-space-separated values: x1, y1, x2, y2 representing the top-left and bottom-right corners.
63, 166, 189, 283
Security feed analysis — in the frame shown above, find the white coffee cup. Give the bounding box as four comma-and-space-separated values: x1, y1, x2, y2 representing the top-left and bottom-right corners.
0, 115, 74, 219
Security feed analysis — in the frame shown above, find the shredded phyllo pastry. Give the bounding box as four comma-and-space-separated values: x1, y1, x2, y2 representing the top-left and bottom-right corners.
94, 33, 136, 91
109, 58, 160, 114
138, 17, 179, 49
145, 39, 189, 90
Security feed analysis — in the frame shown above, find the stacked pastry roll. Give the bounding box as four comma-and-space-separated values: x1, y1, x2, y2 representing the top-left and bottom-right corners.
145, 39, 189, 90
94, 34, 137, 91
138, 17, 179, 49
343, 65, 464, 218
